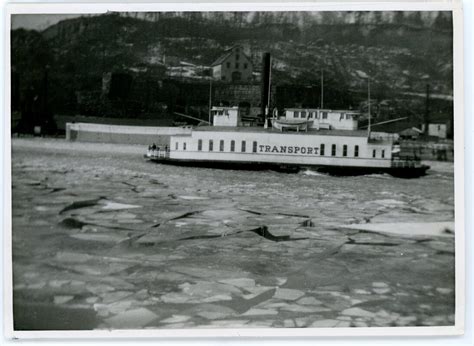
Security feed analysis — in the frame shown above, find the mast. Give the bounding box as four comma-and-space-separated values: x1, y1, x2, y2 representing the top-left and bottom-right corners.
424, 83, 430, 137
320, 68, 324, 109
208, 78, 212, 125
367, 76, 371, 136
265, 56, 272, 128
267, 55, 272, 115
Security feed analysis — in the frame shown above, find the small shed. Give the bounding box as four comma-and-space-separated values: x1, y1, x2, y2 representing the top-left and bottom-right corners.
399, 127, 423, 140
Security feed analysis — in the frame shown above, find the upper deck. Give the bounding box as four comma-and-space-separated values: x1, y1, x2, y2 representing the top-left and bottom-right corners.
193, 126, 369, 138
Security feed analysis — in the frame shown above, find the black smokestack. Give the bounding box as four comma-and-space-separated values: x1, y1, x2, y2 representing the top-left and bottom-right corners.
261, 52, 271, 123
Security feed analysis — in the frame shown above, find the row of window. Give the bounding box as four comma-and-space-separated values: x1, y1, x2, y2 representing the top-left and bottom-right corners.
176, 140, 385, 158
293, 111, 353, 120
196, 139, 258, 153
214, 110, 230, 116
226, 62, 248, 69
293, 111, 328, 119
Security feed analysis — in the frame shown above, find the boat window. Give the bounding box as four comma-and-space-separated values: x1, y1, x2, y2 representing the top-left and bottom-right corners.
320, 144, 325, 156
372, 149, 376, 158
382, 150, 385, 158
198, 139, 202, 151
230, 140, 235, 152
175, 142, 178, 150
209, 140, 214, 151
346, 114, 351, 119
354, 145, 359, 157
331, 144, 336, 156
241, 141, 246, 152
308, 112, 313, 119
301, 111, 307, 118
253, 141, 257, 153
220, 140, 224, 152
322, 112, 328, 120
183, 142, 187, 151
343, 145, 347, 157
294, 111, 299, 118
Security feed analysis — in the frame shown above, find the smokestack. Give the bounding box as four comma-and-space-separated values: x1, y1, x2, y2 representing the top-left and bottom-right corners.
261, 52, 271, 124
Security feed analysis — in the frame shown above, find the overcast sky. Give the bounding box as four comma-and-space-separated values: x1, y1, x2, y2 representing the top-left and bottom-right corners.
11, 14, 84, 31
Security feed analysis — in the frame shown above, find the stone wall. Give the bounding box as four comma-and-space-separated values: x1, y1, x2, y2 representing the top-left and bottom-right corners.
213, 83, 276, 110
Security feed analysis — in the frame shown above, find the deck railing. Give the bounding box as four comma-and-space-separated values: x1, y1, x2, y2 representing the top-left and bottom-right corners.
391, 156, 422, 168
147, 149, 170, 159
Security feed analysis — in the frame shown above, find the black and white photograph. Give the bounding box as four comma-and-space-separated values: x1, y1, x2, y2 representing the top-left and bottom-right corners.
4, 1, 465, 338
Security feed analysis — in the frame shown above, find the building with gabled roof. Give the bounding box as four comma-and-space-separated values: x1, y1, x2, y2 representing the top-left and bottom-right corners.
211, 45, 253, 83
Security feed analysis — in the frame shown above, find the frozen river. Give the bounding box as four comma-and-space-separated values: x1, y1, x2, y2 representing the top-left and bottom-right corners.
11, 138, 455, 330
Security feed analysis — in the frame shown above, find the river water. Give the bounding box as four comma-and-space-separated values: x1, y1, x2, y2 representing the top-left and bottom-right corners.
11, 138, 455, 330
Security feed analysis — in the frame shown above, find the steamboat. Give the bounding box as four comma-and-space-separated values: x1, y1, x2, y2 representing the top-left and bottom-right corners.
145, 106, 429, 178
145, 54, 429, 178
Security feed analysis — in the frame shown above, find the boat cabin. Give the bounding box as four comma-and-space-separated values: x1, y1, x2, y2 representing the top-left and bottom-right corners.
211, 106, 242, 127
283, 108, 359, 131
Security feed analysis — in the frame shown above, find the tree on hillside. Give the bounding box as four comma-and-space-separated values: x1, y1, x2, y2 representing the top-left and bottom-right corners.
408, 12, 424, 27
321, 12, 337, 25
373, 11, 383, 25
393, 11, 405, 25
433, 12, 452, 31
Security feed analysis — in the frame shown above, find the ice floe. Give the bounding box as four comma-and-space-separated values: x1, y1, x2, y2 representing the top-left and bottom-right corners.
103, 307, 158, 329
101, 201, 141, 211
342, 221, 454, 238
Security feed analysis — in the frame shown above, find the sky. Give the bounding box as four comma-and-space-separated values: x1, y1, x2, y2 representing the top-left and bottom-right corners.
11, 14, 84, 31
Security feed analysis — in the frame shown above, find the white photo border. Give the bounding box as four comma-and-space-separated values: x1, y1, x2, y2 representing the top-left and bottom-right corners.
2, 0, 466, 339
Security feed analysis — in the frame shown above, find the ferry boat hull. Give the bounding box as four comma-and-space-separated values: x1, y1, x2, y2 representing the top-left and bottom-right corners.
146, 155, 430, 178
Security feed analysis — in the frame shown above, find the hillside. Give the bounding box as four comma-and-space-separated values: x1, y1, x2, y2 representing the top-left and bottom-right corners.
11, 11, 453, 128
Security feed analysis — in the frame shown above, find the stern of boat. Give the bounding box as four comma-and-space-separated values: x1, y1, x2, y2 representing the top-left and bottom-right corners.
390, 156, 430, 178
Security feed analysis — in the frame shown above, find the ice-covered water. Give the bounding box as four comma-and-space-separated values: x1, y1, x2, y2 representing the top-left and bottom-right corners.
10, 138, 455, 330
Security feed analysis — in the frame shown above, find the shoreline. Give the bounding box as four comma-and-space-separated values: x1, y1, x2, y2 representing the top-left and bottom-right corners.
11, 137, 454, 174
